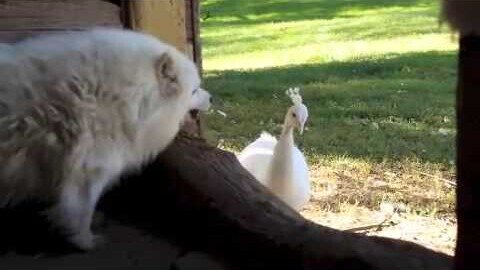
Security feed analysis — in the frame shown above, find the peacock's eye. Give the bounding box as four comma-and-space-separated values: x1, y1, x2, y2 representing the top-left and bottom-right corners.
292, 112, 297, 118
192, 88, 199, 95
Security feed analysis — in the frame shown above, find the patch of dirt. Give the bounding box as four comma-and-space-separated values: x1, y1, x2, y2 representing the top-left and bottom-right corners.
302, 163, 457, 255
302, 205, 456, 255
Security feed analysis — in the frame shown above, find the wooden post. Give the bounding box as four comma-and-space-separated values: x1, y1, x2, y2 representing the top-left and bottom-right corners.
127, 0, 188, 54
441, 1, 480, 269
455, 35, 480, 270
126, 0, 201, 71
185, 0, 202, 73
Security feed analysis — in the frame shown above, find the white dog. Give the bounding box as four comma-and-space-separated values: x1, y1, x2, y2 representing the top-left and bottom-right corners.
0, 28, 211, 250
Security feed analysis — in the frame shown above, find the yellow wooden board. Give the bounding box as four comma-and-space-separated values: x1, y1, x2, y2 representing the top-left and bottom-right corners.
128, 0, 188, 54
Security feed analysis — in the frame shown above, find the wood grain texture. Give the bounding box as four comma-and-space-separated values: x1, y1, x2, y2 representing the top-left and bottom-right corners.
0, 0, 122, 30
127, 0, 188, 54
0, 0, 122, 43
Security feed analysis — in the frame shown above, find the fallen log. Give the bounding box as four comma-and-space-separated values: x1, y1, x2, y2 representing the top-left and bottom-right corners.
0, 115, 452, 269
98, 130, 452, 270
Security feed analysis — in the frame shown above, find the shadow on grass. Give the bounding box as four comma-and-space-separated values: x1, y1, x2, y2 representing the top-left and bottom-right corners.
204, 51, 456, 98
201, 0, 432, 26
204, 51, 457, 164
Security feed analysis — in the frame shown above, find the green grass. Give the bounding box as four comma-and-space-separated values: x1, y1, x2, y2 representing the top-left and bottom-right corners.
201, 0, 457, 215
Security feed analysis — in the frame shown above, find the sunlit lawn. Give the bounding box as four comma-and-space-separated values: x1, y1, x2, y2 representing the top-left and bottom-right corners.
201, 0, 457, 216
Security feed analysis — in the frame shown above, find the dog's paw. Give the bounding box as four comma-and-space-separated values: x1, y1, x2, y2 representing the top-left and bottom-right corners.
70, 232, 106, 251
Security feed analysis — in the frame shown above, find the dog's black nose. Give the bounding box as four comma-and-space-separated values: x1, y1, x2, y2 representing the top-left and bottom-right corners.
189, 109, 199, 118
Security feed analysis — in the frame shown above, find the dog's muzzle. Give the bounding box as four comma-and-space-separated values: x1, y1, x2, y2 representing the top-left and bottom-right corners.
190, 88, 211, 112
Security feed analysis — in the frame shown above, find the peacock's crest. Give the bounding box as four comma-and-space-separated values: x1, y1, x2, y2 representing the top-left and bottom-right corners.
286, 87, 303, 105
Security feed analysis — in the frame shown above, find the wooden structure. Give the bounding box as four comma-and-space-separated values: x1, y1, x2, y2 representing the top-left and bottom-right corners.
0, 0, 478, 269
0, 1, 123, 42
442, 1, 480, 269
0, 0, 201, 70
126, 0, 201, 69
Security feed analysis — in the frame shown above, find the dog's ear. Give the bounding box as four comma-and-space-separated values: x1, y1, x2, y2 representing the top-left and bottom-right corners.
155, 52, 178, 96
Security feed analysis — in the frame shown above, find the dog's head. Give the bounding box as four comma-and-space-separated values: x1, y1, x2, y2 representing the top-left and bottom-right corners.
154, 51, 211, 114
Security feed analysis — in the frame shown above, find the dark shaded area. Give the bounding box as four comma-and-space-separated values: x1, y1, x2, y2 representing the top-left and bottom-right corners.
103, 0, 121, 6
0, 200, 74, 256
205, 51, 456, 97
455, 35, 480, 270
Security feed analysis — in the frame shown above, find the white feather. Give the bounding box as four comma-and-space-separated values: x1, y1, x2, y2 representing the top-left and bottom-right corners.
237, 95, 311, 211
237, 132, 277, 185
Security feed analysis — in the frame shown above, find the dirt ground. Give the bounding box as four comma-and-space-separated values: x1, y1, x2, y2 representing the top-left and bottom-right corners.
302, 204, 456, 256
301, 164, 457, 256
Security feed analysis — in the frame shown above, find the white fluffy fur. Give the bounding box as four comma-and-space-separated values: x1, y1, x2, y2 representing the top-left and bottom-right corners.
0, 28, 210, 249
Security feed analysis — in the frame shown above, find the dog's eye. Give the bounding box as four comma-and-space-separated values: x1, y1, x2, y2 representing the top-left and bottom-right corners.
192, 88, 199, 95
292, 112, 297, 118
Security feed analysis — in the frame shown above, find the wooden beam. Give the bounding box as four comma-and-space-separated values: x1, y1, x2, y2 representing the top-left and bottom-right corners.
185, 0, 202, 73
0, 0, 121, 30
0, 0, 122, 43
127, 0, 188, 54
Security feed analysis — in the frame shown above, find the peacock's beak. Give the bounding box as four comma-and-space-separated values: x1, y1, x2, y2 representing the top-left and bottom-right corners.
299, 123, 304, 135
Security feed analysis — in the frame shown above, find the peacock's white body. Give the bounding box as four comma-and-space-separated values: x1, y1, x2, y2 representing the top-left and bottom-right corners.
238, 88, 311, 211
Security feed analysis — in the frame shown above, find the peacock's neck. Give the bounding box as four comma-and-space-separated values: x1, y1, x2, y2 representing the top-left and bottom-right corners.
268, 123, 295, 195
280, 124, 295, 150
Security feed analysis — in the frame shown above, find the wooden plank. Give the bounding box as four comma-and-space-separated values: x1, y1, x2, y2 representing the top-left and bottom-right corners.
0, 0, 122, 31
185, 0, 195, 60
183, 0, 203, 72
128, 0, 188, 54
0, 30, 82, 44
